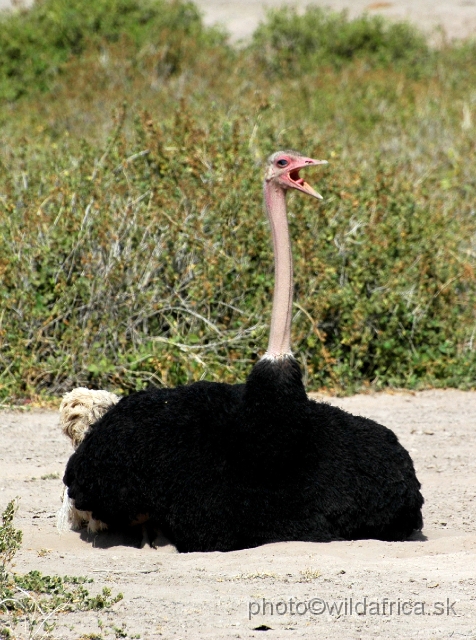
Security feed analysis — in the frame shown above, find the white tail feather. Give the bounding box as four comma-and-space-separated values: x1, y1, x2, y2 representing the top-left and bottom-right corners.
57, 489, 75, 533
57, 489, 109, 534
58, 387, 119, 533
60, 387, 120, 449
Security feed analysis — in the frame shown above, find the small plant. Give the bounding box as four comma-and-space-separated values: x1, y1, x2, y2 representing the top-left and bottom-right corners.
299, 568, 321, 583
0, 501, 123, 636
40, 473, 60, 480
0, 501, 22, 567
113, 624, 128, 638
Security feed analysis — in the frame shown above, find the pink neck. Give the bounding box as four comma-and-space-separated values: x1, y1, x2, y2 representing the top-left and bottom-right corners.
263, 181, 293, 359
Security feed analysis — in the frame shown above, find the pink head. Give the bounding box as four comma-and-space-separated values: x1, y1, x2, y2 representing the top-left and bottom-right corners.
265, 150, 328, 200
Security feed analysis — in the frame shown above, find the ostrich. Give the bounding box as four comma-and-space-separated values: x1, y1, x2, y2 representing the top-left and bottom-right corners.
62, 150, 423, 552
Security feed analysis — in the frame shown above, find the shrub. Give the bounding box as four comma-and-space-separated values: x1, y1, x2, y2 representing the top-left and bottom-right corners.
251, 6, 431, 76
0, 0, 225, 100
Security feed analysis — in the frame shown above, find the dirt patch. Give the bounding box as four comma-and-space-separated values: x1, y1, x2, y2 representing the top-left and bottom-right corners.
1, 389, 475, 638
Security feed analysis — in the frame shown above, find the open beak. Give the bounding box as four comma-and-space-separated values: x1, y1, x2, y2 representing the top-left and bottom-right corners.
284, 158, 328, 199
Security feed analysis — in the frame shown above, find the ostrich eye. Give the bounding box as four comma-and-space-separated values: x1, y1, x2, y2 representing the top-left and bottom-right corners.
276, 159, 289, 167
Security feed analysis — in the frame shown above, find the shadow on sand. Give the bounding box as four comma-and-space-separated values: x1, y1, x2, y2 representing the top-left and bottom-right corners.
79, 523, 174, 550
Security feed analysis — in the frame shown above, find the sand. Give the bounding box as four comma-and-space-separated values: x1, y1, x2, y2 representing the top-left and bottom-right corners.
1, 389, 475, 638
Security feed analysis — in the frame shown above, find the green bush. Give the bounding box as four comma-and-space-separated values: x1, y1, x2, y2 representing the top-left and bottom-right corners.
251, 6, 431, 76
0, 0, 225, 100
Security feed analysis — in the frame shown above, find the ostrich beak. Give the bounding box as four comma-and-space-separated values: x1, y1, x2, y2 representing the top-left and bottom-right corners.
285, 158, 328, 200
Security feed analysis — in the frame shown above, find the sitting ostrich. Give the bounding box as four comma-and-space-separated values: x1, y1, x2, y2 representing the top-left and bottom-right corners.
62, 150, 423, 552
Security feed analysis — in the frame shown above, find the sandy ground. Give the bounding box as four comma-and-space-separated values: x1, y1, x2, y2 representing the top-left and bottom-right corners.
0, 0, 476, 42
1, 390, 476, 639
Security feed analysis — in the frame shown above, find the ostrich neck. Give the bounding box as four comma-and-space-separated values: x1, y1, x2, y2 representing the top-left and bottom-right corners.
263, 181, 293, 359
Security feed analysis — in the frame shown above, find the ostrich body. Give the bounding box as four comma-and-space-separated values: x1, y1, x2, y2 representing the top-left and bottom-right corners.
63, 151, 423, 552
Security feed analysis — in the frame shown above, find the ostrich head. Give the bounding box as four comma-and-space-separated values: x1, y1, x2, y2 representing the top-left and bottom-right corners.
265, 150, 327, 199
263, 150, 327, 360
